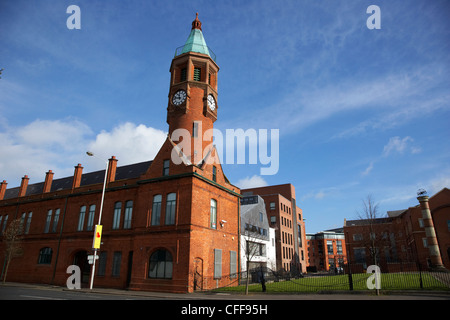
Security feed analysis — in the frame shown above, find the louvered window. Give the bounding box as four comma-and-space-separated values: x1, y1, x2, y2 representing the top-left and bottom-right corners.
180, 68, 187, 82
193, 67, 201, 81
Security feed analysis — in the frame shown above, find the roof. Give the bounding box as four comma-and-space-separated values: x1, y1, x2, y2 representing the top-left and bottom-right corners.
387, 209, 408, 217
174, 13, 216, 61
181, 28, 210, 57
3, 160, 152, 200
345, 217, 393, 227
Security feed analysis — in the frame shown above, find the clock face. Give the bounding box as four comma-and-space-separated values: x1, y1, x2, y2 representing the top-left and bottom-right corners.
207, 94, 216, 111
172, 90, 187, 106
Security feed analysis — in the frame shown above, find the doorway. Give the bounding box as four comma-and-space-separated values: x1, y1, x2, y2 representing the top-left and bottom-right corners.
193, 258, 203, 291
73, 250, 90, 285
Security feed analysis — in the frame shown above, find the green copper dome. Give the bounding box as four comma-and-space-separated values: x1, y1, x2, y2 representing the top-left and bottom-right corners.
175, 13, 216, 61
181, 28, 210, 56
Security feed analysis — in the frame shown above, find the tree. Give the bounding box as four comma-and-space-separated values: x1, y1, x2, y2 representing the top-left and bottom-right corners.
355, 194, 386, 267
241, 215, 269, 295
2, 218, 23, 284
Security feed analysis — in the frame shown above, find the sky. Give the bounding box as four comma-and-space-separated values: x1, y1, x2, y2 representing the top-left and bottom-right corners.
1, 0, 449, 234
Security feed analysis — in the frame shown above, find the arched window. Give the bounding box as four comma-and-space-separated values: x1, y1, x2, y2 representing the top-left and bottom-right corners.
38, 247, 53, 264
148, 249, 173, 279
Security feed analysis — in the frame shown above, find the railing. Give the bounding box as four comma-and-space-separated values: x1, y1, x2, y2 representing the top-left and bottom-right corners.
206, 263, 450, 293
174, 45, 217, 62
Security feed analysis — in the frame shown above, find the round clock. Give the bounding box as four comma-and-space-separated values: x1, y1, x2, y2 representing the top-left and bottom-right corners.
172, 90, 187, 106
207, 94, 216, 111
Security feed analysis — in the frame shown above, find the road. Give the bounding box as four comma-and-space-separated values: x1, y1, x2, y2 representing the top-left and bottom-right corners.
1, 282, 449, 301
0, 285, 153, 300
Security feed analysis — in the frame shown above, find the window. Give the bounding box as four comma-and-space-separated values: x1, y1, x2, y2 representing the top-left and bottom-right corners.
353, 233, 363, 241
51, 209, 59, 233
422, 238, 428, 248
230, 251, 237, 278
97, 252, 107, 276
163, 159, 170, 176
193, 67, 201, 81
212, 166, 217, 182
112, 251, 122, 277
270, 216, 276, 224
20, 212, 26, 234
419, 218, 424, 228
354, 248, 366, 264
38, 247, 53, 264
113, 202, 121, 230
214, 249, 222, 279
87, 205, 95, 231
77, 206, 86, 231
124, 200, 133, 229
193, 122, 199, 138
165, 193, 176, 225
210, 199, 217, 229
337, 241, 343, 254
25, 212, 32, 234
327, 240, 334, 255
151, 195, 162, 226
44, 210, 53, 233
259, 212, 263, 222
270, 202, 275, 210
148, 249, 173, 279
180, 67, 187, 82
1, 215, 8, 235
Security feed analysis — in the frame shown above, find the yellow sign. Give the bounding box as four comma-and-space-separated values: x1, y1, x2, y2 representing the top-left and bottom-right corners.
93, 225, 103, 249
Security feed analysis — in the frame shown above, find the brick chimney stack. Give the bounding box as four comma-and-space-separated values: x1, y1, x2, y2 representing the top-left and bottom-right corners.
107, 156, 118, 183
43, 170, 54, 193
72, 164, 83, 189
19, 175, 30, 197
0, 180, 7, 200
417, 194, 448, 272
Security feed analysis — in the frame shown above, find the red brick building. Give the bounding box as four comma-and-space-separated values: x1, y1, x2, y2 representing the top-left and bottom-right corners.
306, 229, 347, 273
241, 184, 307, 274
0, 14, 241, 293
344, 188, 450, 272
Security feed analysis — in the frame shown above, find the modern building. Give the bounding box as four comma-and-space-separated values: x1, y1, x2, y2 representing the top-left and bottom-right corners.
0, 14, 241, 293
344, 188, 450, 272
306, 228, 347, 273
241, 184, 307, 274
240, 195, 276, 272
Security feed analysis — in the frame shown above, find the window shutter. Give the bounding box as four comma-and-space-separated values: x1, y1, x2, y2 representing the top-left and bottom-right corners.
214, 249, 222, 279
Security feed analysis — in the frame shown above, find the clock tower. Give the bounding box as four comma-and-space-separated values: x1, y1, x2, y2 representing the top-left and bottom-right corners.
167, 13, 219, 165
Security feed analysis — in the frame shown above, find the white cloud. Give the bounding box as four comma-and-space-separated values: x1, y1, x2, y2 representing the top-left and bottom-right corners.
236, 175, 268, 189
382, 136, 420, 157
383, 136, 413, 156
87, 122, 166, 168
361, 161, 374, 176
0, 119, 166, 187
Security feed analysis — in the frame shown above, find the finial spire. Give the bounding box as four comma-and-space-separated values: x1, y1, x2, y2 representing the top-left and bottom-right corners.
192, 12, 202, 30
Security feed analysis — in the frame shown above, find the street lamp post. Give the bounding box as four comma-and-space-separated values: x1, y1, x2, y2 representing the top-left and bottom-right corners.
86, 151, 109, 290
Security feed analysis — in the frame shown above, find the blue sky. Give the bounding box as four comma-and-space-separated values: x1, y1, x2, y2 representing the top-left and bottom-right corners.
1, 0, 449, 233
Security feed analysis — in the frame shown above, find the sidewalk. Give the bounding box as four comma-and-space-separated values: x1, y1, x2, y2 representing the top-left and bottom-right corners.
2, 281, 450, 300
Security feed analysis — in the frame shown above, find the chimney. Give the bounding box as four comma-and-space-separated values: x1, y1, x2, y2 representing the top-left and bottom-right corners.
417, 194, 447, 272
107, 156, 118, 183
0, 180, 7, 200
19, 175, 30, 197
72, 164, 83, 189
43, 170, 54, 193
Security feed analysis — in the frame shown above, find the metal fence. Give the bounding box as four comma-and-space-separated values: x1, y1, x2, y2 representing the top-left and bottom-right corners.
207, 264, 450, 293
